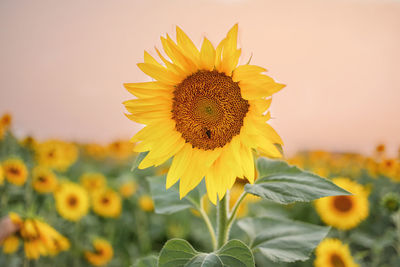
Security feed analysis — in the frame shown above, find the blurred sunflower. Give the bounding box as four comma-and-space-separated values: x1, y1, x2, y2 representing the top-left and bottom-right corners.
107, 140, 134, 160
124, 24, 284, 204
32, 166, 58, 193
379, 158, 398, 179
92, 189, 122, 218
0, 113, 12, 128
84, 238, 113, 266
35, 140, 78, 171
54, 182, 90, 221
84, 143, 108, 160
2, 158, 28, 186
314, 238, 359, 267
138, 195, 154, 212
1, 235, 20, 254
119, 180, 138, 198
80, 172, 107, 194
315, 177, 369, 230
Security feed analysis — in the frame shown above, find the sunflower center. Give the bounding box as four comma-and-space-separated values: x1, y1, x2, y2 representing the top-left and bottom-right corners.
101, 197, 110, 205
38, 176, 47, 183
8, 167, 20, 175
333, 196, 353, 212
172, 70, 249, 150
330, 253, 345, 267
67, 195, 79, 207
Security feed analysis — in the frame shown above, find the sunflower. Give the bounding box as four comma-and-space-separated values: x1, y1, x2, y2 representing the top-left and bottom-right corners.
92, 189, 122, 218
379, 158, 398, 179
315, 177, 369, 230
54, 182, 90, 221
107, 140, 135, 160
1, 235, 20, 254
84, 143, 108, 160
138, 195, 154, 212
124, 25, 284, 204
119, 181, 138, 198
0, 113, 12, 128
84, 239, 113, 266
35, 140, 78, 171
314, 238, 359, 267
32, 166, 58, 193
2, 158, 28, 186
80, 172, 107, 194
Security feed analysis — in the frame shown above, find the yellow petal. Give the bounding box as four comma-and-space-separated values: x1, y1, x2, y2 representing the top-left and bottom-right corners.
240, 81, 285, 100
205, 167, 218, 205
199, 37, 215, 71
166, 144, 192, 189
232, 65, 267, 82
137, 63, 182, 85
176, 26, 200, 65
240, 144, 255, 183
155, 47, 186, 77
144, 51, 162, 67
161, 36, 197, 75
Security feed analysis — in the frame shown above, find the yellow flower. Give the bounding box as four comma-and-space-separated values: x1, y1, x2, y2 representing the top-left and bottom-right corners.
0, 113, 12, 129
124, 25, 284, 204
84, 239, 113, 266
35, 140, 78, 171
315, 177, 369, 230
54, 182, 90, 221
21, 136, 37, 148
92, 189, 122, 218
1, 235, 20, 254
379, 158, 398, 179
119, 181, 138, 198
107, 140, 134, 160
32, 166, 58, 193
0, 164, 4, 185
138, 195, 154, 212
84, 143, 108, 160
314, 238, 359, 267
2, 158, 28, 186
80, 172, 107, 194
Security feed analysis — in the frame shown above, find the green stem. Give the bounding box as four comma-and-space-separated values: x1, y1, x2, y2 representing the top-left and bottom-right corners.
227, 191, 247, 227
198, 201, 217, 251
217, 193, 229, 249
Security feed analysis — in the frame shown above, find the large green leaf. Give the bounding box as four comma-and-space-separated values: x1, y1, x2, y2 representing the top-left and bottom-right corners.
158, 239, 254, 267
147, 176, 203, 215
237, 216, 330, 262
134, 255, 158, 267
245, 158, 350, 204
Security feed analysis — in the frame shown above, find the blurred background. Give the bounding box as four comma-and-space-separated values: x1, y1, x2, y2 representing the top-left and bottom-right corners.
1, 0, 400, 156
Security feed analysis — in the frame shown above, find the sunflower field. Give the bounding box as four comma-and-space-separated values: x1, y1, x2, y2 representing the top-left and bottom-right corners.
1, 108, 400, 267
1, 19, 400, 267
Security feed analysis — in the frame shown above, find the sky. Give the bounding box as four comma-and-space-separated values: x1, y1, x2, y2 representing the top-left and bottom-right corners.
1, 0, 399, 156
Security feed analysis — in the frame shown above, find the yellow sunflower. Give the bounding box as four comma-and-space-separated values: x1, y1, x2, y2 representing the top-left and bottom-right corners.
80, 172, 107, 194
314, 238, 359, 267
0, 113, 12, 128
54, 182, 90, 221
1, 235, 20, 254
32, 166, 58, 193
379, 158, 398, 179
138, 195, 154, 212
92, 189, 122, 218
119, 180, 138, 198
107, 140, 135, 160
315, 177, 369, 230
124, 25, 284, 204
84, 239, 113, 266
35, 140, 78, 171
84, 143, 108, 160
2, 158, 28, 186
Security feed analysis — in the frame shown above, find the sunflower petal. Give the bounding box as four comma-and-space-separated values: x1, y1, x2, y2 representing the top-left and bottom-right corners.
199, 38, 216, 71
137, 63, 182, 85
176, 26, 200, 65
166, 144, 192, 189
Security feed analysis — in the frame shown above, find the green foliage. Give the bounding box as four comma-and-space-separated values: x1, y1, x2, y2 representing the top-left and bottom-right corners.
237, 216, 330, 262
134, 255, 158, 267
158, 239, 254, 267
245, 158, 351, 204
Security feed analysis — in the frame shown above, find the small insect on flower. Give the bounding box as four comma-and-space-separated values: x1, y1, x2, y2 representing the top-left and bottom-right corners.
124, 24, 284, 204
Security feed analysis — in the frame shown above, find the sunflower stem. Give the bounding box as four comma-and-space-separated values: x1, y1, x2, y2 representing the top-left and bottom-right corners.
227, 191, 248, 227
216, 193, 229, 249
198, 200, 217, 251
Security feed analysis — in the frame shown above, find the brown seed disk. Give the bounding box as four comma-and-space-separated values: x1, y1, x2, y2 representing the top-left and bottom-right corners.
172, 70, 249, 150
333, 195, 353, 212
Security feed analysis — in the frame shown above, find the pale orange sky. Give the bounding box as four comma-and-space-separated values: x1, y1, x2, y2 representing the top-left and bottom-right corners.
1, 0, 399, 156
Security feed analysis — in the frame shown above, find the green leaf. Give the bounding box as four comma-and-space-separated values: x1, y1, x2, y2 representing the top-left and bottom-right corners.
134, 255, 158, 267
237, 216, 330, 262
245, 158, 350, 204
147, 176, 203, 215
158, 239, 254, 267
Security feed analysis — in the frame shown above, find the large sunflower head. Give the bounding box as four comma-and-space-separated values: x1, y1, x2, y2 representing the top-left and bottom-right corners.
314, 238, 359, 267
84, 238, 113, 266
54, 182, 90, 221
315, 177, 369, 230
124, 25, 284, 204
91, 189, 122, 218
32, 166, 58, 194
2, 158, 28, 186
